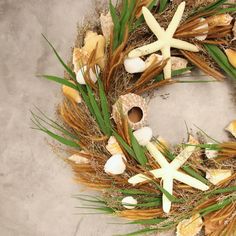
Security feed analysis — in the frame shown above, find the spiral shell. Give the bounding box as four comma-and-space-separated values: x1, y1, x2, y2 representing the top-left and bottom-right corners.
176, 214, 203, 236
106, 136, 123, 155
112, 93, 148, 130
207, 14, 233, 26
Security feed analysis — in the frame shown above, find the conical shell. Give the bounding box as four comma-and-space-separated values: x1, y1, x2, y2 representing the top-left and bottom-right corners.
176, 214, 203, 236
100, 12, 113, 41
206, 169, 232, 185
225, 49, 236, 68
106, 136, 123, 155
62, 81, 81, 103
112, 93, 148, 130
207, 14, 233, 26
225, 120, 236, 138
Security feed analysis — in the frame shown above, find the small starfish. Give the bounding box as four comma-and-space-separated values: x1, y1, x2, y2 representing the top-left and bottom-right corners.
128, 1, 199, 79
128, 142, 209, 213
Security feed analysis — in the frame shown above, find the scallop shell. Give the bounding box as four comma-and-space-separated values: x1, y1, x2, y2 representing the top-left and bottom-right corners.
112, 93, 148, 130
62, 81, 81, 103
206, 169, 232, 185
73, 48, 89, 73
82, 31, 106, 69
68, 152, 89, 164
225, 120, 236, 138
104, 154, 127, 175
225, 49, 236, 68
100, 12, 114, 41
207, 14, 233, 26
106, 136, 123, 155
176, 214, 203, 236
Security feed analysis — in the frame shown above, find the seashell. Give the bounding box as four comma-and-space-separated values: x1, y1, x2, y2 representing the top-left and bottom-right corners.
62, 81, 81, 103
121, 196, 137, 209
233, 21, 236, 41
104, 154, 127, 175
73, 48, 89, 73
76, 65, 100, 85
145, 54, 189, 72
124, 57, 146, 74
133, 127, 153, 146
205, 143, 218, 159
206, 169, 232, 185
82, 31, 106, 69
100, 12, 114, 41
176, 214, 203, 236
207, 14, 233, 26
144, 54, 163, 69
112, 93, 148, 130
225, 49, 236, 68
194, 18, 209, 41
106, 136, 123, 155
225, 120, 236, 138
68, 152, 89, 164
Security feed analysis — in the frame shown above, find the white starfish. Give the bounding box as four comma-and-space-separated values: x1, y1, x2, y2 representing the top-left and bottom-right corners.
128, 1, 199, 79
128, 142, 209, 213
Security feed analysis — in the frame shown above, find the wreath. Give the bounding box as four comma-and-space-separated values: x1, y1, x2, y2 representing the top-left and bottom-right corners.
32, 0, 236, 235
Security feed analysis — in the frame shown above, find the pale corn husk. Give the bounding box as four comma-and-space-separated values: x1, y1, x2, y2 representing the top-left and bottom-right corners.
62, 81, 81, 103
206, 169, 232, 185
225, 49, 236, 68
225, 120, 236, 138
176, 214, 203, 236
112, 93, 148, 130
207, 14, 233, 26
100, 12, 113, 41
106, 136, 123, 155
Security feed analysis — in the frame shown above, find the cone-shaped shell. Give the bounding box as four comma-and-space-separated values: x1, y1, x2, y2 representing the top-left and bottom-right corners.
225, 120, 236, 138
176, 214, 203, 236
207, 14, 233, 26
106, 136, 123, 155
206, 169, 232, 185
112, 93, 148, 130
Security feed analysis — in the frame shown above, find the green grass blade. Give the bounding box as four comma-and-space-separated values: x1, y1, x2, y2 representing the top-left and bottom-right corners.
118, 189, 157, 195
42, 34, 76, 80
194, 0, 228, 14
159, 0, 169, 12
129, 128, 148, 166
98, 79, 112, 136
128, 218, 166, 225
204, 44, 236, 80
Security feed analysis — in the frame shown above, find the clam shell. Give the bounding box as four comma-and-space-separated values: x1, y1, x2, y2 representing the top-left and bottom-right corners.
62, 81, 81, 103
206, 169, 232, 185
104, 154, 127, 175
100, 12, 113, 41
133, 127, 153, 146
121, 196, 137, 209
176, 214, 203, 236
124, 57, 146, 74
106, 136, 123, 155
225, 120, 236, 138
207, 14, 233, 26
112, 93, 148, 130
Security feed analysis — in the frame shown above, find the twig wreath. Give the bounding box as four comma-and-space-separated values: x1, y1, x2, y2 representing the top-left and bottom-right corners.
32, 0, 236, 235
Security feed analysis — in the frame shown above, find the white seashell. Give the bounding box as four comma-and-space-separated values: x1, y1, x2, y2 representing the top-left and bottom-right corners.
121, 196, 137, 209
145, 54, 163, 69
104, 154, 127, 175
68, 153, 89, 164
124, 57, 146, 74
194, 18, 209, 41
100, 12, 114, 41
225, 120, 236, 138
206, 169, 232, 185
76, 65, 100, 85
112, 93, 148, 130
205, 143, 218, 159
106, 136, 123, 155
176, 214, 203, 236
133, 127, 153, 146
